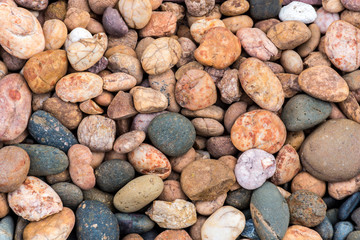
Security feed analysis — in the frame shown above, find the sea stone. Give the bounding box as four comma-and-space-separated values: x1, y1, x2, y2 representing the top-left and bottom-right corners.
300, 119, 360, 182
279, 1, 317, 24
231, 109, 287, 154
298, 66, 349, 102
249, 0, 282, 20
341, 0, 360, 10
0, 216, 14, 240
236, 28, 278, 61
118, 0, 152, 29
139, 11, 177, 37
115, 213, 155, 235
283, 225, 323, 240
315, 7, 340, 34
250, 182, 290, 239
238, 57, 284, 111
8, 176, 63, 221
235, 149, 276, 190
0, 4, 45, 59
148, 113, 196, 157
267, 21, 312, 50
201, 206, 245, 240
130, 87, 168, 113
23, 207, 75, 240
185, 0, 215, 17
102, 7, 128, 37
107, 91, 138, 120
180, 159, 236, 201
0, 146, 30, 193
281, 94, 332, 131
146, 199, 197, 229
325, 20, 360, 72
155, 230, 191, 240
0, 74, 32, 142
194, 27, 241, 69
190, 19, 226, 43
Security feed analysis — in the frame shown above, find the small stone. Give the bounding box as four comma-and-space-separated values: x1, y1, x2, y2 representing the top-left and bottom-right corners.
288, 190, 327, 227
338, 192, 360, 221
279, 1, 317, 24
146, 199, 196, 229
139, 11, 177, 37
190, 19, 225, 43
64, 8, 90, 31
43, 19, 67, 50
226, 188, 252, 210
347, 231, 360, 240
329, 174, 360, 200
249, 0, 282, 20
155, 230, 192, 240
108, 91, 138, 120
315, 7, 340, 34
115, 213, 155, 235
76, 200, 119, 240
8, 176, 63, 221
283, 225, 322, 240
102, 7, 128, 37
51, 182, 83, 209
185, 0, 215, 17
83, 188, 115, 212
314, 216, 334, 240
341, 0, 360, 11
0, 216, 14, 240
334, 221, 354, 240
130, 87, 168, 113
201, 206, 245, 240
206, 136, 238, 159
118, 0, 152, 29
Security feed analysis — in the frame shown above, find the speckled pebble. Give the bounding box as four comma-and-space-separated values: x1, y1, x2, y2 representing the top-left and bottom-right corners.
51, 182, 83, 209
115, 213, 155, 235
334, 221, 354, 240
338, 192, 360, 221
314, 216, 334, 240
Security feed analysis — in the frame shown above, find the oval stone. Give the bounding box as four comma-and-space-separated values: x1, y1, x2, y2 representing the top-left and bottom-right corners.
298, 66, 349, 102
281, 94, 332, 131
300, 119, 360, 182
113, 175, 164, 213
28, 110, 78, 152
115, 213, 155, 234
51, 182, 84, 209
76, 200, 119, 240
16, 144, 69, 176
239, 58, 284, 111
0, 216, 14, 240
250, 182, 290, 240
231, 110, 287, 154
249, 0, 282, 20
8, 176, 63, 221
148, 113, 196, 157
325, 20, 360, 72
55, 72, 103, 103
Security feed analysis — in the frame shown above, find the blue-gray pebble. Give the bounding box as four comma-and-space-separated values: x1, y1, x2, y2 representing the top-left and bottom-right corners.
334, 221, 354, 240
115, 213, 155, 235
225, 188, 252, 210
95, 160, 135, 193
76, 200, 119, 240
52, 182, 83, 209
148, 113, 196, 157
281, 94, 332, 131
328, 208, 340, 226
314, 216, 334, 240
0, 216, 14, 240
351, 207, 360, 228
250, 182, 290, 240
240, 219, 260, 240
339, 192, 360, 221
28, 110, 78, 152
16, 144, 68, 176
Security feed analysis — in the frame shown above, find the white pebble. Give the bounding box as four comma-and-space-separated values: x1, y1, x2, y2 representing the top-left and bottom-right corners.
64, 27, 92, 51
279, 1, 317, 24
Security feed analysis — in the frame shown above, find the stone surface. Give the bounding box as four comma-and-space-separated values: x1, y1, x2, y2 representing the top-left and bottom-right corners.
76, 200, 119, 240
283, 225, 322, 240
51, 182, 83, 209
8, 176, 63, 221
231, 109, 287, 154
180, 159, 235, 201
116, 213, 155, 235
0, 216, 14, 240
155, 230, 192, 240
299, 119, 360, 182
338, 192, 360, 220
334, 221, 354, 240
118, 0, 152, 29
23, 207, 75, 240
102, 7, 128, 37
315, 7, 340, 34
314, 216, 334, 240
249, 0, 281, 20
139, 11, 177, 37
291, 172, 326, 197
146, 199, 197, 229
238, 58, 284, 111
279, 1, 317, 24
107, 91, 138, 120
185, 0, 215, 16
130, 87, 168, 113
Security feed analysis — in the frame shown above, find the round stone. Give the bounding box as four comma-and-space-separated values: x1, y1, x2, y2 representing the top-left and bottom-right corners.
51, 182, 83, 209
279, 1, 317, 24
299, 119, 360, 182
148, 113, 196, 157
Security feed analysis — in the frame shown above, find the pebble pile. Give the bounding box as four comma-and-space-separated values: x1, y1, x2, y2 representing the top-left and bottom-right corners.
0, 0, 360, 239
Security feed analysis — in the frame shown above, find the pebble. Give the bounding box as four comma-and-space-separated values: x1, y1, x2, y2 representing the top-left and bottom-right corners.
283, 225, 322, 240
155, 230, 192, 240
352, 207, 360, 228
291, 172, 326, 197
231, 109, 287, 154
235, 149, 276, 190
0, 193, 9, 218
329, 174, 360, 200
288, 190, 327, 227
83, 188, 115, 212
158, 180, 187, 202
281, 94, 332, 131
334, 221, 354, 240
115, 213, 155, 235
279, 2, 317, 24
16, 144, 68, 176
185, 0, 215, 17
180, 159, 235, 201
95, 159, 135, 193
338, 192, 360, 221
76, 200, 119, 240
51, 182, 84, 209
113, 175, 164, 213
249, 0, 282, 20
201, 206, 245, 240
102, 7, 128, 37
225, 188, 251, 210
0, 216, 14, 240
314, 216, 334, 240
146, 199, 197, 229
347, 231, 360, 240
23, 207, 75, 240
206, 136, 238, 158
8, 176, 63, 221
315, 7, 340, 34
341, 0, 360, 11
250, 182, 290, 240
130, 86, 168, 113
300, 119, 360, 182
0, 146, 30, 193
241, 219, 260, 239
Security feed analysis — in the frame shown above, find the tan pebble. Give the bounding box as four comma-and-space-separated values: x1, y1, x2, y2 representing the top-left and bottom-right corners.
46, 169, 70, 185
187, 4, 221, 26
190, 216, 207, 240
194, 136, 207, 150
170, 147, 196, 173
123, 233, 144, 240
220, 0, 249, 16
155, 230, 191, 240
298, 65, 349, 102
283, 225, 322, 240
297, 24, 321, 57
113, 130, 146, 154
217, 69, 242, 104
328, 174, 360, 200
23, 207, 75, 240
280, 50, 303, 75
239, 57, 284, 111
175, 61, 204, 81
303, 51, 331, 68
271, 144, 301, 185
276, 73, 301, 98
90, 151, 105, 169
339, 91, 360, 123
94, 91, 114, 107
0, 193, 9, 218
79, 99, 103, 115
190, 19, 225, 43
224, 102, 247, 133
68, 144, 95, 190
291, 172, 326, 197
330, 102, 346, 119
146, 199, 197, 229
192, 118, 224, 137
64, 8, 90, 31
160, 2, 185, 21
86, 18, 105, 34
130, 86, 168, 113
175, 69, 217, 111
68, 0, 90, 12
2, 129, 28, 145
223, 15, 253, 33
108, 53, 144, 85
265, 62, 285, 73
118, 0, 152, 29
139, 11, 177, 37
323, 0, 345, 12
103, 72, 137, 92
135, 37, 155, 59
341, 10, 360, 29
254, 18, 280, 33
88, 0, 117, 14
43, 19, 68, 50
195, 193, 227, 216
105, 44, 137, 59
176, 37, 196, 67
285, 131, 305, 151
108, 29, 138, 49
158, 180, 187, 202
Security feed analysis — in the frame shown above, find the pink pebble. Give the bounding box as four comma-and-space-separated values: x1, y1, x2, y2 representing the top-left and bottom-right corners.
315, 7, 340, 34
234, 149, 276, 190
